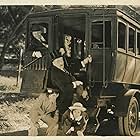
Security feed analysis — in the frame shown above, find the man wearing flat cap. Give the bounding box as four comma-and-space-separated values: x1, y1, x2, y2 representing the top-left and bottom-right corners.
28, 89, 59, 136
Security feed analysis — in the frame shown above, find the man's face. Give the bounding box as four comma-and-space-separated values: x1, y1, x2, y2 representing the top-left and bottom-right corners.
73, 109, 82, 119
52, 57, 64, 70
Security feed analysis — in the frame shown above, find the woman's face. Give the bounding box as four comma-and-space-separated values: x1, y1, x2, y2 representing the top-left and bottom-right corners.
64, 35, 72, 57
73, 109, 82, 119
64, 35, 72, 46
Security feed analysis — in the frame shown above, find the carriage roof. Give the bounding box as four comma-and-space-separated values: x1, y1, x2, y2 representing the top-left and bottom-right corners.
27, 6, 140, 25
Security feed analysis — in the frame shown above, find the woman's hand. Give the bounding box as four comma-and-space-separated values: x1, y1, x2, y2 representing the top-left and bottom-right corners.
59, 48, 65, 56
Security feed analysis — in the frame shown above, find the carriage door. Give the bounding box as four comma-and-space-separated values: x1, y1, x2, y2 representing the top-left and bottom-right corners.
89, 19, 112, 86
21, 17, 53, 95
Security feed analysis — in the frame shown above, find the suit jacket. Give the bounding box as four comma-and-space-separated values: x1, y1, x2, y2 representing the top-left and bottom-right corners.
51, 65, 76, 89
28, 35, 48, 54
62, 109, 88, 135
63, 55, 84, 74
50, 65, 76, 114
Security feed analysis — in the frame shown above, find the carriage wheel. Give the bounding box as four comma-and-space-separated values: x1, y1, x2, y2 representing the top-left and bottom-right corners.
118, 97, 139, 136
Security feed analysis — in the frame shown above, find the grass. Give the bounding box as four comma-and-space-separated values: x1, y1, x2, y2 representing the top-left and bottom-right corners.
0, 75, 21, 93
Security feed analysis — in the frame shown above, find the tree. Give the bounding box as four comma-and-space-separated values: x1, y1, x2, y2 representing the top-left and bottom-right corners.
0, 6, 33, 69
0, 5, 139, 70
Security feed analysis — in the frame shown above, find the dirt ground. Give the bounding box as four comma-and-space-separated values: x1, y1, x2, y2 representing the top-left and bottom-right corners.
1, 75, 140, 136
0, 75, 118, 136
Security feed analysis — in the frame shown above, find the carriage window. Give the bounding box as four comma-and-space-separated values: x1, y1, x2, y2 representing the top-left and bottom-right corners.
137, 32, 140, 55
59, 16, 86, 60
91, 21, 111, 48
92, 21, 103, 48
105, 21, 111, 48
118, 22, 126, 50
128, 27, 135, 53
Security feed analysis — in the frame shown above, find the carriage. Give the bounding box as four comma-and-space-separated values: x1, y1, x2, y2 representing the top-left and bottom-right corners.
20, 6, 140, 135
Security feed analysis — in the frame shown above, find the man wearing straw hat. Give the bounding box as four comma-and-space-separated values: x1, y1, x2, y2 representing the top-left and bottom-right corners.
62, 102, 88, 136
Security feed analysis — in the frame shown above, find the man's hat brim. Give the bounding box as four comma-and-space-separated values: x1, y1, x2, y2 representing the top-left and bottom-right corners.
69, 106, 86, 112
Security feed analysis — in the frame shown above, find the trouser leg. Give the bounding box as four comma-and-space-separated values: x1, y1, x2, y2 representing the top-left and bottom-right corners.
28, 109, 40, 136
28, 122, 39, 136
41, 114, 59, 136
57, 91, 73, 115
46, 124, 59, 136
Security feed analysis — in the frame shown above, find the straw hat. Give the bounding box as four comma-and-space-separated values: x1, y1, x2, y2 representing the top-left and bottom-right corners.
69, 102, 86, 112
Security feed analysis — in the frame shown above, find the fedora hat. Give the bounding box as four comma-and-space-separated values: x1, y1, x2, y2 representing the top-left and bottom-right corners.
69, 102, 86, 112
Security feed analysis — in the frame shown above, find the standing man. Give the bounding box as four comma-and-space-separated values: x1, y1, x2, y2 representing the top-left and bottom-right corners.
28, 89, 59, 136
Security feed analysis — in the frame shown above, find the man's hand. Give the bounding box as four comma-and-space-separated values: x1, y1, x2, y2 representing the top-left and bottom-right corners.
83, 55, 92, 64
77, 130, 84, 136
75, 81, 83, 86
88, 55, 92, 63
70, 127, 74, 131
66, 127, 74, 135
54, 109, 59, 116
72, 81, 83, 88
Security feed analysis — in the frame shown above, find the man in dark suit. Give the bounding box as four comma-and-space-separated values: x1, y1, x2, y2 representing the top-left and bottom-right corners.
49, 56, 83, 118
29, 26, 48, 57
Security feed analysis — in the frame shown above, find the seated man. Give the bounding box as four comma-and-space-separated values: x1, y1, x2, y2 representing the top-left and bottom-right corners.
62, 102, 89, 136
50, 56, 83, 118
28, 88, 59, 136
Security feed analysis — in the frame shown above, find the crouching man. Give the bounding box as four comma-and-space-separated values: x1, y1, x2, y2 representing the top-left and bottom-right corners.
62, 102, 88, 136
28, 89, 59, 136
